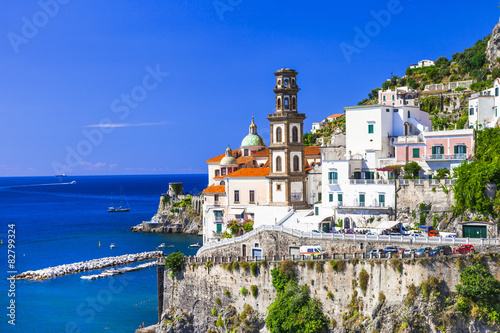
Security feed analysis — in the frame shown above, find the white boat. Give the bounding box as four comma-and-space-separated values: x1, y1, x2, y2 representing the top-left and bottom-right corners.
189, 243, 201, 248
158, 243, 166, 248
110, 243, 115, 249
108, 186, 130, 212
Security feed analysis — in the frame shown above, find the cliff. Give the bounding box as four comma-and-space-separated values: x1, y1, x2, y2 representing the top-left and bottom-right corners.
157, 255, 500, 333
487, 17, 500, 70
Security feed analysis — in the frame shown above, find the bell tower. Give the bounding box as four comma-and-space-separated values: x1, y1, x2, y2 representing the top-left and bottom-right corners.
267, 68, 307, 207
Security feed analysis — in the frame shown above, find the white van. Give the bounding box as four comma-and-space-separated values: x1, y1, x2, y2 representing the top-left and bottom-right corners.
299, 245, 327, 258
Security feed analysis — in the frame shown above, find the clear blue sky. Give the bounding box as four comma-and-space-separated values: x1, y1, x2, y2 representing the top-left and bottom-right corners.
1, 0, 498, 176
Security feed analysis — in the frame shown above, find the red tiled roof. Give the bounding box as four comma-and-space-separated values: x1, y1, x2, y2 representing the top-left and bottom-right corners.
202, 185, 225, 194
225, 168, 270, 178
206, 149, 241, 163
252, 148, 269, 157
305, 146, 321, 156
328, 113, 345, 119
237, 156, 254, 164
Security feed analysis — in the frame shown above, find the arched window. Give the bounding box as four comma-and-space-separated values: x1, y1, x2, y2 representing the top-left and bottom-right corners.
293, 155, 299, 171
276, 127, 282, 142
276, 156, 282, 172
291, 79, 295, 86
284, 79, 289, 87
292, 96, 296, 108
278, 79, 281, 86
292, 126, 298, 142
284, 98, 289, 109
277, 98, 281, 108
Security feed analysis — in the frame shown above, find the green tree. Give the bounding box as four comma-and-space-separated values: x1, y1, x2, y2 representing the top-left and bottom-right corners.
435, 168, 450, 180
165, 251, 184, 274
266, 283, 328, 333
404, 161, 422, 179
435, 56, 449, 68
271, 260, 296, 292
456, 264, 500, 310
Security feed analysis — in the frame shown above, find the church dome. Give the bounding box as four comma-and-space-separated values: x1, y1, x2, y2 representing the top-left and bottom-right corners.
220, 145, 238, 166
241, 115, 266, 148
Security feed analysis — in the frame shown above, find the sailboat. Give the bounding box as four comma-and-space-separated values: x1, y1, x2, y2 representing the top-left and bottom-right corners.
108, 187, 130, 212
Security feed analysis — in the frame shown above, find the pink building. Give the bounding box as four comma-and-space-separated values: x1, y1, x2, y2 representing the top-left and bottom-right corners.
378, 86, 419, 106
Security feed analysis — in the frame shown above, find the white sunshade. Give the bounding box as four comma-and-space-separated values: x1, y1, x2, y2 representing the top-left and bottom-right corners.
375, 220, 400, 230
228, 208, 245, 215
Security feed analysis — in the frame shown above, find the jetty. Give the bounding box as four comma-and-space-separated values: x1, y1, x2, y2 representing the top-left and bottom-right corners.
15, 251, 163, 281
80, 261, 157, 280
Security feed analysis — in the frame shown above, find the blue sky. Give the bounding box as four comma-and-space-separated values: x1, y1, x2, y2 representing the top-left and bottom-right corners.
1, 0, 498, 176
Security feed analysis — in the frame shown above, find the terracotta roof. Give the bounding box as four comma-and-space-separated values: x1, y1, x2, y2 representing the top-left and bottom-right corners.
225, 168, 270, 178
328, 113, 345, 119
263, 160, 270, 168
237, 156, 254, 164
214, 175, 225, 179
206, 149, 241, 163
305, 167, 312, 172
304, 146, 321, 156
202, 185, 225, 194
252, 148, 269, 157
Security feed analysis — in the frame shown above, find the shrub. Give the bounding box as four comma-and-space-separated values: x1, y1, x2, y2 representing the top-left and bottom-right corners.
205, 261, 212, 268
223, 290, 231, 297
405, 284, 418, 307
169, 272, 174, 279
211, 307, 217, 316
389, 258, 403, 274
327, 291, 334, 299
226, 262, 233, 272
352, 257, 360, 265
165, 252, 184, 274
241, 262, 250, 271
315, 261, 324, 273
359, 269, 369, 292
271, 261, 297, 293
215, 298, 221, 306
261, 259, 268, 268
378, 291, 386, 303
240, 287, 248, 296
251, 285, 258, 297
232, 261, 240, 271
216, 318, 224, 327
331, 318, 337, 328
330, 259, 346, 272
456, 264, 500, 309
250, 262, 258, 276
306, 260, 315, 270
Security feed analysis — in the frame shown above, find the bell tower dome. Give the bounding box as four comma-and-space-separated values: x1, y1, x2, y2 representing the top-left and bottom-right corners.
267, 68, 307, 208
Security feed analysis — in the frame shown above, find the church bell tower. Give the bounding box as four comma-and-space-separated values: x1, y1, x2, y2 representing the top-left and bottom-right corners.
267, 68, 307, 207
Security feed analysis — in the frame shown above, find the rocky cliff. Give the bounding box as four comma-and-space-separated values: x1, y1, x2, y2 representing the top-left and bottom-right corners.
157, 255, 500, 333
487, 17, 500, 70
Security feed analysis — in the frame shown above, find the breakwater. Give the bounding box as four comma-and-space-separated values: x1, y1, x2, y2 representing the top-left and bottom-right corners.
16, 251, 163, 280
80, 261, 157, 280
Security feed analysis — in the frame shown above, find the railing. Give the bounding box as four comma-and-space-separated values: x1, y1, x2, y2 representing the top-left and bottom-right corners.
349, 179, 395, 185
196, 224, 499, 255
415, 179, 424, 185
430, 179, 440, 186
329, 179, 338, 185
445, 179, 456, 185
396, 135, 423, 143
400, 179, 409, 186
422, 154, 470, 161
277, 209, 296, 226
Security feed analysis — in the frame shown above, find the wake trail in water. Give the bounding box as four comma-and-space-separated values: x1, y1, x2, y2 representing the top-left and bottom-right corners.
0, 182, 76, 189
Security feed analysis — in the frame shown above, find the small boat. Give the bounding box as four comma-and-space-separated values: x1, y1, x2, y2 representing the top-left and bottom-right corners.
108, 186, 131, 212
70, 181, 76, 184
110, 243, 115, 249
166, 245, 174, 248
55, 174, 67, 177
158, 243, 166, 248
189, 243, 201, 248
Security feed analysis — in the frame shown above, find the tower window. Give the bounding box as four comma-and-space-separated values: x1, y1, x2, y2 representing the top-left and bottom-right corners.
293, 155, 299, 171
244, 149, 249, 156
292, 126, 298, 142
292, 96, 296, 108
284, 98, 289, 109
284, 79, 289, 87
291, 78, 295, 86
278, 79, 281, 86
276, 127, 282, 142
277, 98, 281, 109
276, 156, 282, 172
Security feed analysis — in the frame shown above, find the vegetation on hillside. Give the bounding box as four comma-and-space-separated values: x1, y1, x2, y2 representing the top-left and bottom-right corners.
303, 115, 345, 146
453, 128, 500, 218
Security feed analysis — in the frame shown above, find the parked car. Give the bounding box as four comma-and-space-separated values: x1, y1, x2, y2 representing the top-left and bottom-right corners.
429, 246, 453, 256
445, 234, 457, 238
384, 246, 399, 254
415, 247, 433, 257
389, 232, 402, 236
455, 244, 475, 255
403, 249, 414, 256
368, 249, 383, 258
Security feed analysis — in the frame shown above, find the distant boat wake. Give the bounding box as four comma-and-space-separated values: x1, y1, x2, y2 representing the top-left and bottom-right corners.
0, 181, 76, 189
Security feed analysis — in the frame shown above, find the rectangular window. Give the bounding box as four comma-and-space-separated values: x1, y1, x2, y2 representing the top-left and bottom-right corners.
329, 194, 333, 202
408, 111, 411, 118
496, 108, 498, 117
338, 193, 343, 206
214, 194, 219, 203
392, 95, 395, 101
394, 109, 398, 112
496, 87, 499, 97
276, 184, 281, 191
413, 148, 420, 158
383, 95, 386, 101
215, 170, 220, 177
368, 124, 374, 134
359, 194, 365, 207
454, 145, 466, 157
353, 172, 362, 179
221, 168, 226, 176
386, 109, 390, 112
234, 190, 239, 203
315, 207, 319, 216
328, 171, 338, 185
470, 108, 474, 116
318, 193, 322, 202
216, 223, 222, 233
379, 194, 385, 207
432, 146, 444, 158
364, 171, 374, 180
214, 210, 223, 222
249, 190, 255, 203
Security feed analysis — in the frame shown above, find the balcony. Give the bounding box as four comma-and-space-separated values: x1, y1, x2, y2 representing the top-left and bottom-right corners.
422, 154, 471, 161
329, 179, 338, 185
396, 135, 423, 143
349, 179, 395, 185
430, 179, 440, 186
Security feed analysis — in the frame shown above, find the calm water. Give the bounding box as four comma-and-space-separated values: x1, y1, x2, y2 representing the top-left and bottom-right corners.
0, 175, 207, 333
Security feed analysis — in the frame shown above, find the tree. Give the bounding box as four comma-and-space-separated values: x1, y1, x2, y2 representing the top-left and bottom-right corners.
404, 161, 422, 179
456, 264, 500, 310
382, 80, 393, 90
435, 56, 449, 68
165, 251, 184, 274
435, 168, 450, 180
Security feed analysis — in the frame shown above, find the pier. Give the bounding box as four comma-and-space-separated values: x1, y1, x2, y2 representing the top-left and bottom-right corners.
15, 251, 163, 280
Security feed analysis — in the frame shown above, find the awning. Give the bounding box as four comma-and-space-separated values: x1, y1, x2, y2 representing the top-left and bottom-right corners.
228, 208, 245, 215
374, 220, 400, 230
300, 214, 333, 225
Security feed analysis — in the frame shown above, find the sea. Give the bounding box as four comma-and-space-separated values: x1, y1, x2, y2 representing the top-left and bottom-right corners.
0, 174, 207, 333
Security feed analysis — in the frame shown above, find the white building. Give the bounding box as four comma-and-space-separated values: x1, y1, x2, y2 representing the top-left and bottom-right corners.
409, 59, 435, 69
468, 78, 500, 129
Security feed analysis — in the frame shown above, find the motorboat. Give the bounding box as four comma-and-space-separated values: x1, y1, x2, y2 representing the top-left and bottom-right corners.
110, 243, 115, 249
189, 243, 201, 248
158, 243, 166, 248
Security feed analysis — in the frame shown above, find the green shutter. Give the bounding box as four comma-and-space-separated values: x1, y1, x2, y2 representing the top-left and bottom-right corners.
329, 194, 333, 202
413, 148, 420, 158
338, 194, 343, 202
217, 223, 222, 233
379, 194, 385, 203
368, 124, 374, 134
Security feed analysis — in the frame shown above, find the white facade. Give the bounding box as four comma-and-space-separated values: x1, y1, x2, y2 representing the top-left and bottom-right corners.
410, 59, 435, 69
468, 78, 500, 129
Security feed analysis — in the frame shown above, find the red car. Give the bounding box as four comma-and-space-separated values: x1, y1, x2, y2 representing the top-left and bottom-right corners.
455, 244, 475, 254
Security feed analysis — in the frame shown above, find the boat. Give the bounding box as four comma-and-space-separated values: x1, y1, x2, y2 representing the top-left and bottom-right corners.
108, 187, 130, 212
166, 245, 174, 248
70, 181, 76, 184
189, 243, 201, 248
110, 243, 115, 249
158, 243, 166, 248
55, 174, 67, 177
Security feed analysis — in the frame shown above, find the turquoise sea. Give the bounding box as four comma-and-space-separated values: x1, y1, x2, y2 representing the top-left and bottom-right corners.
0, 175, 207, 333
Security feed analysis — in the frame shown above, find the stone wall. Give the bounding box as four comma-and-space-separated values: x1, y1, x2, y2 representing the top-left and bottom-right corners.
397, 179, 453, 213
158, 255, 500, 332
